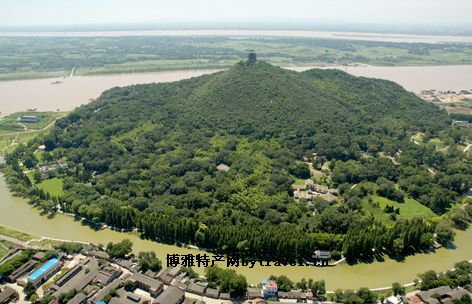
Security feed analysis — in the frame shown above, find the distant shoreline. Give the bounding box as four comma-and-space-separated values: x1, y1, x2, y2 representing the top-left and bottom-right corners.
1, 29, 472, 43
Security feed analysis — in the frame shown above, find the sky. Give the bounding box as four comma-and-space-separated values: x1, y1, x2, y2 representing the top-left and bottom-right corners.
0, 0, 471, 28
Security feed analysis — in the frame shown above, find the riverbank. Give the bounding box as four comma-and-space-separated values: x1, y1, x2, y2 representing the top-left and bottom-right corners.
0, 175, 471, 289
2, 64, 472, 115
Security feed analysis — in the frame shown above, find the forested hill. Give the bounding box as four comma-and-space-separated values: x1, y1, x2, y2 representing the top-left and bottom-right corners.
8, 60, 467, 262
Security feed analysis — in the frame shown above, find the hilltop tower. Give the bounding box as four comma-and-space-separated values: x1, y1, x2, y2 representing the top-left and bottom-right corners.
248, 50, 257, 63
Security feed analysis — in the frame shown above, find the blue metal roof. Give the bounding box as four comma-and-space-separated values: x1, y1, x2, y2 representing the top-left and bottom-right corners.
28, 258, 60, 281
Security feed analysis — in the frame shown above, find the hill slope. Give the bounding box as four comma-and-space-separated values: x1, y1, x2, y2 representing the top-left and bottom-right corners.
8, 61, 466, 261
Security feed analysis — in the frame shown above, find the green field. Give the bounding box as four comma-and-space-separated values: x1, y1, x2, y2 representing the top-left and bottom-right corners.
0, 36, 471, 80
37, 178, 65, 197
0, 111, 65, 156
363, 195, 435, 224
0, 225, 35, 242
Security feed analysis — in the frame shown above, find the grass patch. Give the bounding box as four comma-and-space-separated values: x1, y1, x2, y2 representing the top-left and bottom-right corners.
0, 225, 35, 242
0, 243, 9, 260
363, 195, 435, 225
37, 178, 64, 197
294, 178, 306, 186
427, 138, 446, 150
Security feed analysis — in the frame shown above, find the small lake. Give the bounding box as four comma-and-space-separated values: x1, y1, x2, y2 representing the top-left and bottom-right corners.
0, 175, 471, 290
1, 65, 472, 115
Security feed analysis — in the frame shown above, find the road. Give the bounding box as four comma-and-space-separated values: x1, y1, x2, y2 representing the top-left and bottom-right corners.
0, 118, 59, 137
464, 144, 471, 153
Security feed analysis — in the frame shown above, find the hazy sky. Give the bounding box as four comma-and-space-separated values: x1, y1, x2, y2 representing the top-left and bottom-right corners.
1, 0, 471, 27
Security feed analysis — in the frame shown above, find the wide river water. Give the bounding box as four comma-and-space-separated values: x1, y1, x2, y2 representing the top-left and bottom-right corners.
0, 175, 471, 289
1, 65, 472, 115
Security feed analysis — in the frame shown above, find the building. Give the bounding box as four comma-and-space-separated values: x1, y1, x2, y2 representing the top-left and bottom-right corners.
7, 260, 37, 282
28, 258, 62, 286
205, 287, 220, 299
247, 288, 262, 300
261, 280, 278, 298
129, 273, 164, 297
216, 163, 230, 172
312, 250, 330, 266
153, 286, 185, 304
415, 286, 472, 304
248, 51, 257, 63
0, 287, 18, 304
452, 120, 470, 127
53, 263, 83, 288
188, 282, 207, 295
386, 295, 403, 304
96, 264, 123, 285
18, 115, 41, 123
67, 293, 87, 304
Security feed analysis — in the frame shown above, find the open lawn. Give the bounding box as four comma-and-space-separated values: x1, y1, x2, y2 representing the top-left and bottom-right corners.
37, 178, 65, 197
0, 111, 66, 156
0, 225, 35, 242
427, 137, 446, 150
363, 195, 435, 225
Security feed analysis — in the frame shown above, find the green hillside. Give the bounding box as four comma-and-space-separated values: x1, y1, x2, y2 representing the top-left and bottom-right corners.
5, 60, 471, 262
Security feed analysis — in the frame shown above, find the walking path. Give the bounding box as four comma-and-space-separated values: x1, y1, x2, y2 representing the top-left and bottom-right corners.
464, 144, 471, 153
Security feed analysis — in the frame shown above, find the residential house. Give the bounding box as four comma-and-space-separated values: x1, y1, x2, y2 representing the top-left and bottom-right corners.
96, 264, 123, 285
129, 273, 164, 297
205, 287, 220, 299
67, 293, 87, 304
220, 292, 231, 300
7, 260, 37, 283
261, 280, 277, 298
188, 282, 207, 296
153, 286, 185, 304
247, 288, 262, 300
0, 287, 18, 304
386, 295, 403, 304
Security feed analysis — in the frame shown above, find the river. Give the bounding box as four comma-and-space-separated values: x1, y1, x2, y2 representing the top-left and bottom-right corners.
2, 30, 472, 44
0, 175, 471, 290
1, 65, 472, 115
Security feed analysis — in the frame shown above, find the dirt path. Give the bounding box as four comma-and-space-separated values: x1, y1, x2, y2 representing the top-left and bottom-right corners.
464, 144, 471, 153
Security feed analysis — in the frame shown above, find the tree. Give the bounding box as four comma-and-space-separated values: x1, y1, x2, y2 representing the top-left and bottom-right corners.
435, 221, 456, 245
392, 282, 405, 295
137, 251, 162, 272
357, 287, 377, 303
24, 282, 37, 298
106, 239, 133, 258
33, 171, 42, 183
269, 275, 294, 292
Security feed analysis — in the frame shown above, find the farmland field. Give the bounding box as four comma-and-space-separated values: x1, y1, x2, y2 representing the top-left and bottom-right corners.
0, 36, 472, 80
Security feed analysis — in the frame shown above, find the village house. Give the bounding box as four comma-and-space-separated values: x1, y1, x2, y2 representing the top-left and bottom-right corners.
261, 280, 278, 298
416, 286, 472, 304
247, 288, 262, 300
129, 273, 164, 298
0, 287, 18, 304
96, 264, 123, 285
153, 286, 185, 304
386, 295, 403, 304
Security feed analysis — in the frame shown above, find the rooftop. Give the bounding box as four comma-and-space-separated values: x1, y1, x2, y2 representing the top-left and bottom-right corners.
28, 258, 60, 281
